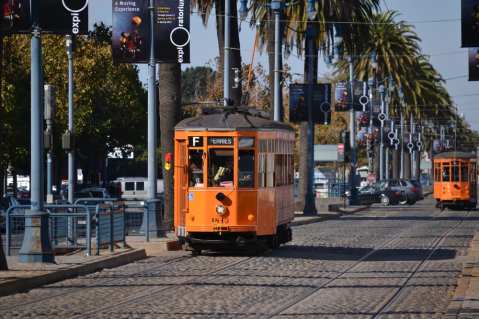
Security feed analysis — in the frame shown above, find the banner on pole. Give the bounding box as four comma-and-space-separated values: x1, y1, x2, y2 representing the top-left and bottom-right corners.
1, 0, 31, 33
1, 0, 88, 34
469, 48, 479, 80
112, 0, 190, 64
289, 83, 331, 124
462, 0, 479, 47
39, 0, 89, 35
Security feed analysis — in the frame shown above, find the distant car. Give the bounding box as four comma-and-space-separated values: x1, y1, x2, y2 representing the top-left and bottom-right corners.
75, 187, 112, 199
409, 180, 424, 200
376, 180, 414, 206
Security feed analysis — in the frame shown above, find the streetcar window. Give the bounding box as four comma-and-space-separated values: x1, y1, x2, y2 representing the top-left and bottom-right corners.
189, 150, 204, 187
452, 161, 460, 182
208, 149, 234, 187
434, 163, 441, 182
442, 164, 450, 182
239, 150, 255, 188
461, 163, 469, 182
239, 137, 255, 148
259, 154, 266, 188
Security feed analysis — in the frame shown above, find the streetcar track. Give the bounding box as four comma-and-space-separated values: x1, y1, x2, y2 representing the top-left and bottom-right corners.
263, 207, 458, 318
0, 254, 194, 311
72, 255, 258, 318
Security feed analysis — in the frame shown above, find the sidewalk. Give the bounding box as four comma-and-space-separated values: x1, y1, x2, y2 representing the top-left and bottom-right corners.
0, 247, 146, 298
448, 232, 479, 318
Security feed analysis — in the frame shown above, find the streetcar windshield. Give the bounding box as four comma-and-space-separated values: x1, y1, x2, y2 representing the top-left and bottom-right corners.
189, 150, 204, 187
208, 149, 234, 187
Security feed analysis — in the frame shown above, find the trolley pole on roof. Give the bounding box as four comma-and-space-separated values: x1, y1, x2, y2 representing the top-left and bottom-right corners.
224, 0, 231, 106
272, 0, 283, 122
19, 2, 54, 263
142, 0, 159, 240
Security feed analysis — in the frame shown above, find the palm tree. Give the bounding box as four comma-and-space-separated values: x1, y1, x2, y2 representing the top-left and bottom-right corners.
191, 0, 243, 106
159, 63, 182, 226
335, 11, 455, 179
277, 0, 380, 209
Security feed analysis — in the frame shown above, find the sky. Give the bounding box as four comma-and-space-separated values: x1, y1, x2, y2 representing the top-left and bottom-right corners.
89, 0, 479, 130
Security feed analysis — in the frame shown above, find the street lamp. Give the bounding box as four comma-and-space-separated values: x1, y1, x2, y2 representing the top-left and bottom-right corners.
271, 0, 284, 122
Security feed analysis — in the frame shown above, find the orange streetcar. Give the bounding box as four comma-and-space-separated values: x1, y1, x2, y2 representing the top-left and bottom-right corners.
433, 152, 477, 210
174, 109, 295, 254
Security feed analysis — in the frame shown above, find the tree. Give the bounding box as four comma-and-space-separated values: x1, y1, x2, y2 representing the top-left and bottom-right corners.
159, 63, 182, 226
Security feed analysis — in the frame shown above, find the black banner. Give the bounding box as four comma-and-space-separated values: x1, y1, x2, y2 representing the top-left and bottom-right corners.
469, 48, 479, 80
112, 0, 190, 64
1, 0, 31, 33
1, 0, 88, 34
289, 83, 331, 124
462, 0, 479, 47
39, 0, 89, 35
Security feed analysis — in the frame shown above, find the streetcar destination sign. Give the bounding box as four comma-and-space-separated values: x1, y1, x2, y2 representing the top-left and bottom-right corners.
208, 137, 233, 146
188, 136, 203, 147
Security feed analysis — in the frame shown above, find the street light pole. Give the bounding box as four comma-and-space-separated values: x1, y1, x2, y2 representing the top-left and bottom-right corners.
44, 85, 56, 204
66, 35, 74, 204
379, 85, 385, 181
224, 0, 231, 106
19, 4, 54, 263
271, 0, 283, 121
348, 57, 358, 205
303, 21, 317, 215
142, 0, 158, 240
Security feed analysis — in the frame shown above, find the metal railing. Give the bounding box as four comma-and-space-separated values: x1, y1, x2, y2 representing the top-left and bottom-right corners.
4, 201, 126, 257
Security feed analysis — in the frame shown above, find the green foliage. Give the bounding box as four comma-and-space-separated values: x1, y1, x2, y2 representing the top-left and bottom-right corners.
0, 25, 147, 182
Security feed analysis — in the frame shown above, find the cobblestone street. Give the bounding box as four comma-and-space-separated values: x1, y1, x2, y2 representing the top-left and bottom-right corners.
0, 198, 477, 318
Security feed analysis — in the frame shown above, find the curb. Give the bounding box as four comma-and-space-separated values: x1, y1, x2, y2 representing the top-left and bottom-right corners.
291, 213, 341, 227
0, 248, 147, 298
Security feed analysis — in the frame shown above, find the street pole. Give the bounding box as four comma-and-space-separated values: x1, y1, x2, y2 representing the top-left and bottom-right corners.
368, 79, 374, 173
44, 85, 55, 204
385, 93, 389, 180
303, 22, 317, 215
142, 0, 158, 240
411, 115, 416, 179
66, 35, 74, 204
224, 0, 231, 107
400, 108, 404, 179
379, 85, 385, 181
272, 0, 283, 121
19, 5, 54, 263
348, 57, 358, 205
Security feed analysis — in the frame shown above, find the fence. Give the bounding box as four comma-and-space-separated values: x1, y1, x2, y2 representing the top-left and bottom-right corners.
4, 202, 125, 257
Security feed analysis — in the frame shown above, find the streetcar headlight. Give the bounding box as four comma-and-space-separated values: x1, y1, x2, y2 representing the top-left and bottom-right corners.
216, 204, 227, 216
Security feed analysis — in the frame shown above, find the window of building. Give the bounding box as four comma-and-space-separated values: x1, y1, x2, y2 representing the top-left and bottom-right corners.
189, 150, 204, 187
239, 150, 255, 188
208, 149, 234, 187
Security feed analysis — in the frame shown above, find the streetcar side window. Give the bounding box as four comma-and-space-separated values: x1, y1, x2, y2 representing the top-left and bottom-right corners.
461, 162, 469, 182
442, 164, 450, 182
208, 149, 234, 187
434, 163, 441, 182
452, 161, 460, 182
239, 150, 255, 188
189, 150, 204, 187
259, 154, 266, 188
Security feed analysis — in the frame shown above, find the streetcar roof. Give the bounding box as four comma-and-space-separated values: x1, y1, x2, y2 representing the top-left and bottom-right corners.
175, 111, 294, 132
433, 151, 476, 160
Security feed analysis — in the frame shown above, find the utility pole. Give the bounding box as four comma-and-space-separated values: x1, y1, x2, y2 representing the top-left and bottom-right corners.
411, 115, 416, 179
19, 2, 54, 263
399, 90, 405, 179
348, 57, 358, 205
384, 92, 390, 180
271, 0, 283, 121
142, 0, 159, 240
66, 35, 74, 204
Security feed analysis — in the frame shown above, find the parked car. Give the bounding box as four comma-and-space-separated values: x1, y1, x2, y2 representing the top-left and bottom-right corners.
111, 177, 164, 201
75, 187, 112, 199
377, 179, 418, 205
409, 180, 424, 200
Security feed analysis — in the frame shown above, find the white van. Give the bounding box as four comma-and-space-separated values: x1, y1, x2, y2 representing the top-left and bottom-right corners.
113, 177, 164, 201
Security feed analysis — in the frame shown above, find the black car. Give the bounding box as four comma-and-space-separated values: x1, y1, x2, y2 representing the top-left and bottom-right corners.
354, 181, 408, 206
